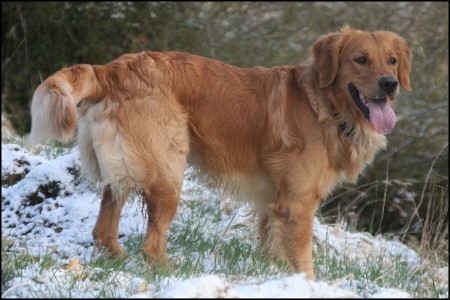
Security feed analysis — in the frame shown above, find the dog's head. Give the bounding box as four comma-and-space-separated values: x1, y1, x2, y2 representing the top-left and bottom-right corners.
311, 25, 412, 135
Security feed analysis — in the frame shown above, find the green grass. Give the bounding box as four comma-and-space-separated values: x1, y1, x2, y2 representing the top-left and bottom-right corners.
167, 206, 290, 280
315, 245, 411, 294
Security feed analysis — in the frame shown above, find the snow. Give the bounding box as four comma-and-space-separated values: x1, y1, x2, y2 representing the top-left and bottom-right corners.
1, 143, 447, 298
159, 273, 368, 298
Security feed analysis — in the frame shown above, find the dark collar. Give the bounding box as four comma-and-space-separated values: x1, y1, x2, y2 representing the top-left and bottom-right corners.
339, 122, 355, 138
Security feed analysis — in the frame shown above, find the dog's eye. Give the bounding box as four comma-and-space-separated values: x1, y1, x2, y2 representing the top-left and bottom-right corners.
355, 56, 367, 65
388, 57, 397, 65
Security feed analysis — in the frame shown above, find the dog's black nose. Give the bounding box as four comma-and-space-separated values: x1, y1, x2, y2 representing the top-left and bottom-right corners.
379, 77, 399, 95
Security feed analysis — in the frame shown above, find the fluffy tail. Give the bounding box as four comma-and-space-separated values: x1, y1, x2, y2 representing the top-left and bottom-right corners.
28, 64, 105, 143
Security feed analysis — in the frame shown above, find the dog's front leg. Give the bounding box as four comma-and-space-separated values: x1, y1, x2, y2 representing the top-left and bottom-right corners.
264, 149, 327, 280
273, 192, 318, 280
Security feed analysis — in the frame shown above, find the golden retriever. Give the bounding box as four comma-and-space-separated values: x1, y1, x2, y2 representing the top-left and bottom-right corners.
29, 25, 412, 279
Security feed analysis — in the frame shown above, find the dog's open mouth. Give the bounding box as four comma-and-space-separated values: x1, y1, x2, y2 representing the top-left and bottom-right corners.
348, 85, 396, 134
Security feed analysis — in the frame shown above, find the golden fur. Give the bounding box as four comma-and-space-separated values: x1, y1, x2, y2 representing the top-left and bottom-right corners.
29, 26, 412, 279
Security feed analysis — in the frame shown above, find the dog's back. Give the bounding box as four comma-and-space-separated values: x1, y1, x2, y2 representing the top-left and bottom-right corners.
29, 51, 297, 196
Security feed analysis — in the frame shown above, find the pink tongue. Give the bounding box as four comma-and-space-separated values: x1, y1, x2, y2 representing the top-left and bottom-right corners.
367, 99, 396, 134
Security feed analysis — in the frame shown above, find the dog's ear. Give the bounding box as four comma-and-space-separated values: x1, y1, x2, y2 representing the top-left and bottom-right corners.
311, 32, 344, 88
395, 35, 413, 91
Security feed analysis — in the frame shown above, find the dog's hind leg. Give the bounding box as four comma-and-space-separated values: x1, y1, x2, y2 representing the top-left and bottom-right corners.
140, 176, 183, 265
92, 185, 129, 257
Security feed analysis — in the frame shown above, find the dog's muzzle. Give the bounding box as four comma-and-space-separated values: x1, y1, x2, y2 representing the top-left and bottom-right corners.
348, 79, 397, 134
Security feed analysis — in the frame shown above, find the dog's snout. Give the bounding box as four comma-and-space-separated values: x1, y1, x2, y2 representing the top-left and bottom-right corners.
378, 77, 399, 95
